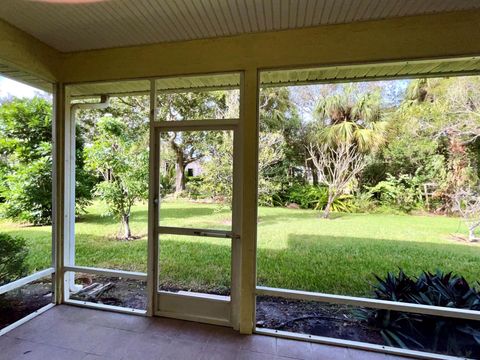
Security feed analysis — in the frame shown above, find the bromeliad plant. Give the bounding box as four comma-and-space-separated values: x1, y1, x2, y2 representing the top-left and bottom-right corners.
356, 269, 480, 357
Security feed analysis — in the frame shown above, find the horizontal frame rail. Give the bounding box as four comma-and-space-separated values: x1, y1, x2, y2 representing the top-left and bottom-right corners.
65, 299, 147, 315
64, 266, 147, 281
256, 286, 480, 321
158, 226, 238, 239
0, 268, 55, 295
154, 119, 238, 130
158, 290, 230, 302
255, 328, 459, 360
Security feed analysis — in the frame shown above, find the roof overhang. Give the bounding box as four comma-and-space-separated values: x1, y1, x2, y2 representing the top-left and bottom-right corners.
66, 56, 480, 98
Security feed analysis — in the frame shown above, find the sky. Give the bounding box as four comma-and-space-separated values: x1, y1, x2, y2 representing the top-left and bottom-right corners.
0, 75, 41, 99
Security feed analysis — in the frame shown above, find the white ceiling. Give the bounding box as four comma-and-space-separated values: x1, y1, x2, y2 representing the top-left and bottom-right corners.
1, 0, 479, 52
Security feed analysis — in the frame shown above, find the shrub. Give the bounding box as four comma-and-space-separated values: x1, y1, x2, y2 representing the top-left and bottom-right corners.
356, 269, 480, 357
0, 98, 94, 225
284, 184, 354, 212
0, 233, 29, 285
184, 176, 204, 200
367, 174, 425, 212
160, 165, 175, 197
350, 192, 376, 213
1, 150, 53, 225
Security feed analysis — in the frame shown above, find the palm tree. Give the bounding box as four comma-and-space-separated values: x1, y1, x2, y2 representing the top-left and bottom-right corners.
310, 84, 386, 218
314, 84, 386, 152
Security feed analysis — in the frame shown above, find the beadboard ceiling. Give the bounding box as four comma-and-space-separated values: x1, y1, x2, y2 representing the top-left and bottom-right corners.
0, 0, 479, 52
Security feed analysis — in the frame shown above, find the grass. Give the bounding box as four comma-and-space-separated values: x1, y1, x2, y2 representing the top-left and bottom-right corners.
1, 199, 479, 297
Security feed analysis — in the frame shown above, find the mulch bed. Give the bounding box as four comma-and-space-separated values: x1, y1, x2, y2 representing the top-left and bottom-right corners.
256, 296, 384, 345
0, 280, 53, 330
70, 274, 147, 310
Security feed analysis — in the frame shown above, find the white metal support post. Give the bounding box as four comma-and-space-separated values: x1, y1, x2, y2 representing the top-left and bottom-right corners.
53, 82, 65, 304
63, 87, 76, 300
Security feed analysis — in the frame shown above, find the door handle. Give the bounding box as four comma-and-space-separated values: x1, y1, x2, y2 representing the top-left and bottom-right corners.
193, 230, 239, 239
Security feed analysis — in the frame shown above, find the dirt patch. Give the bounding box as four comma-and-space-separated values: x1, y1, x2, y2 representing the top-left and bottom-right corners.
70, 276, 229, 308
256, 296, 383, 345
0, 280, 53, 330
256, 296, 480, 358
71, 275, 147, 310
449, 233, 480, 244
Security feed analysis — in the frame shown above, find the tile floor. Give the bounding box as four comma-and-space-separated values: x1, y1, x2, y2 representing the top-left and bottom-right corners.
0, 305, 414, 360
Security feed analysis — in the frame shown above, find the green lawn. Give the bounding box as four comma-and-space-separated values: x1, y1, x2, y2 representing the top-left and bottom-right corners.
1, 200, 479, 297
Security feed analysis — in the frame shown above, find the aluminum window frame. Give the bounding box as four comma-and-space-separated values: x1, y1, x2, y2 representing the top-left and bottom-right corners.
254, 61, 480, 360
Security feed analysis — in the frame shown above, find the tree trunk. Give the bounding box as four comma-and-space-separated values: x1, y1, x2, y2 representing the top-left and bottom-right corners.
322, 192, 335, 219
121, 214, 132, 239
305, 158, 319, 185
468, 221, 480, 242
469, 227, 476, 242
310, 164, 319, 186
175, 150, 186, 194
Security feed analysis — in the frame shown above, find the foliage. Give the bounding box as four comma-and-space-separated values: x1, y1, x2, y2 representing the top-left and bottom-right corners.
367, 174, 425, 212
453, 186, 480, 241
199, 131, 233, 204
308, 141, 369, 218
350, 192, 377, 213
184, 176, 204, 200
157, 92, 228, 194
258, 87, 306, 203
0, 233, 28, 285
388, 77, 480, 213
357, 269, 480, 357
0, 98, 53, 225
281, 184, 354, 212
257, 132, 287, 206
85, 116, 148, 239
196, 130, 286, 207
0, 97, 93, 225
160, 164, 175, 197
309, 84, 387, 218
313, 84, 386, 152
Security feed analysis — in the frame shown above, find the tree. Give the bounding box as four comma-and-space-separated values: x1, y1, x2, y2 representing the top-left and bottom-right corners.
314, 84, 386, 152
156, 92, 228, 194
167, 131, 208, 194
394, 77, 480, 213
257, 132, 286, 205
310, 84, 386, 218
453, 187, 480, 242
85, 117, 148, 239
259, 87, 305, 185
308, 141, 367, 218
198, 131, 234, 204
0, 97, 93, 225
199, 130, 286, 206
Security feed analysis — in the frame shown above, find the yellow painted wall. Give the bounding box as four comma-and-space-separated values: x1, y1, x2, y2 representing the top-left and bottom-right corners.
0, 19, 60, 83
60, 10, 480, 84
